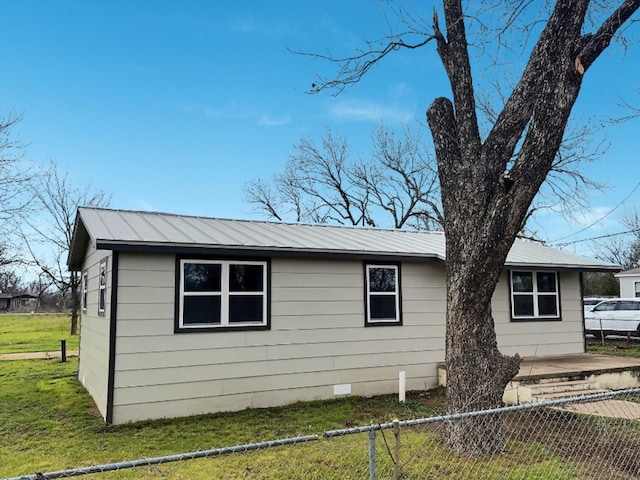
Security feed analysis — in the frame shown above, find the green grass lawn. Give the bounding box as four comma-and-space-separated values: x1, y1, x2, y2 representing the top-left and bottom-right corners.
586, 338, 640, 358
2, 357, 636, 479
0, 313, 79, 354
0, 358, 448, 479
2, 317, 639, 477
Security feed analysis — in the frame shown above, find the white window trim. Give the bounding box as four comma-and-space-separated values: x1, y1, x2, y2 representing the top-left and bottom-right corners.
82, 270, 88, 313
365, 264, 401, 325
510, 270, 560, 319
179, 259, 268, 329
634, 281, 640, 298
98, 259, 107, 315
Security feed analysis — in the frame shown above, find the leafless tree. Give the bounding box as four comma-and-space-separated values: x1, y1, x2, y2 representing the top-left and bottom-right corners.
0, 112, 40, 270
304, 0, 640, 454
22, 161, 111, 334
596, 207, 640, 270
244, 125, 443, 229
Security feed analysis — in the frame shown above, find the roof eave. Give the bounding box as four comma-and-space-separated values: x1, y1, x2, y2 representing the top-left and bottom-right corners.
67, 210, 91, 271
95, 240, 445, 262
505, 262, 620, 272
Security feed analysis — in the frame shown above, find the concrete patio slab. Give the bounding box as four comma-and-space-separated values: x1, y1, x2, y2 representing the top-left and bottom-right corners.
516, 353, 640, 381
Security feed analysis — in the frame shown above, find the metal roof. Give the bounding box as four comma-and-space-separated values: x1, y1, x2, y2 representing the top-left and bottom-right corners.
615, 267, 640, 277
68, 207, 619, 272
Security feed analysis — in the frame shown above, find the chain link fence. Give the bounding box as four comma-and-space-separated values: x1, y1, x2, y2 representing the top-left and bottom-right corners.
5, 388, 640, 480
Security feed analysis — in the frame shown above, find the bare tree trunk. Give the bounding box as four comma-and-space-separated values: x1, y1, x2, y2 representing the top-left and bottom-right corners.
70, 271, 79, 335
443, 269, 521, 454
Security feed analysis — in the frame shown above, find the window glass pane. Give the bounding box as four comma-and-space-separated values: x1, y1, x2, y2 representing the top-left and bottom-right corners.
99, 289, 105, 311
184, 263, 221, 292
513, 295, 534, 316
369, 268, 396, 293
594, 301, 616, 312
617, 301, 639, 311
537, 272, 557, 293
229, 295, 263, 323
230, 264, 264, 292
183, 296, 221, 325
99, 263, 106, 287
512, 272, 532, 292
538, 295, 558, 316
370, 296, 397, 320
634, 282, 640, 297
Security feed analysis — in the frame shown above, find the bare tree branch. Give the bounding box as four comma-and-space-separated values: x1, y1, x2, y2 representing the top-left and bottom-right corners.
21, 161, 111, 334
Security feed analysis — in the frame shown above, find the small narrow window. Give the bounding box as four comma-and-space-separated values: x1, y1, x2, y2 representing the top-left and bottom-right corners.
365, 264, 401, 326
82, 270, 88, 313
510, 270, 560, 320
634, 281, 640, 298
98, 259, 107, 315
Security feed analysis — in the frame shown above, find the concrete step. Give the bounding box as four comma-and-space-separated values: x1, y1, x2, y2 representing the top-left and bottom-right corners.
534, 388, 609, 401
527, 379, 599, 395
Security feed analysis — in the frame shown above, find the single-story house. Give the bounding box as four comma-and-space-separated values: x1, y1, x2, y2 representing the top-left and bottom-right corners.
0, 293, 12, 311
0, 293, 39, 312
615, 267, 640, 298
67, 207, 618, 425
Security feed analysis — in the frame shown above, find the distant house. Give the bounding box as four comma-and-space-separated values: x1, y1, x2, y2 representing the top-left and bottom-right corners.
615, 267, 640, 298
67, 207, 618, 425
12, 293, 38, 311
0, 293, 38, 312
0, 293, 12, 311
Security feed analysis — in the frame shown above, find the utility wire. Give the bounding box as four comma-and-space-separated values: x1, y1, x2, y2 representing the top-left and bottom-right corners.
553, 227, 640, 247
549, 180, 640, 243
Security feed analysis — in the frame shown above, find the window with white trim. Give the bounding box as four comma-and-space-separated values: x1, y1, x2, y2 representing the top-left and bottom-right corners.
365, 264, 401, 326
634, 281, 640, 298
510, 270, 560, 320
98, 259, 107, 315
82, 270, 88, 313
178, 259, 268, 330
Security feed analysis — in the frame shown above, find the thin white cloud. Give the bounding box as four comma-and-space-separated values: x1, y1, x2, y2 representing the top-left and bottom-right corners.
389, 82, 413, 98
257, 113, 291, 127
135, 198, 155, 212
183, 105, 251, 120
227, 16, 290, 36
329, 100, 413, 123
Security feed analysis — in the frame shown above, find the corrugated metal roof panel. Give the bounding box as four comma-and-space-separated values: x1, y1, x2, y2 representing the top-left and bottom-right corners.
70, 207, 617, 271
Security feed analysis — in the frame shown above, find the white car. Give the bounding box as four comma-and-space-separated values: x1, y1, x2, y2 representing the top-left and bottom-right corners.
584, 298, 640, 338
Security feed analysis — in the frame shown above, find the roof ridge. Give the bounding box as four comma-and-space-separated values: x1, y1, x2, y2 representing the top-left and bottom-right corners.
78, 206, 446, 236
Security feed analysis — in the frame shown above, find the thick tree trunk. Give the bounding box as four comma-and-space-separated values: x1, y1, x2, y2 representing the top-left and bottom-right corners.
70, 271, 79, 335
443, 266, 521, 454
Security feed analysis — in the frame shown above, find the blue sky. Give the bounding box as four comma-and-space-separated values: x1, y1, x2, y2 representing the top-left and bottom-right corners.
2, 1, 639, 259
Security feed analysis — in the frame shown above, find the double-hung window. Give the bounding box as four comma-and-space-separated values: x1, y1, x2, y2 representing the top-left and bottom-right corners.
634, 281, 640, 298
510, 270, 560, 320
178, 259, 268, 331
98, 259, 107, 316
365, 264, 401, 326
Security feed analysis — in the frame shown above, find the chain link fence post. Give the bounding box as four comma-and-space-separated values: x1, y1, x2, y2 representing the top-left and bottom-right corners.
392, 419, 401, 480
368, 428, 377, 480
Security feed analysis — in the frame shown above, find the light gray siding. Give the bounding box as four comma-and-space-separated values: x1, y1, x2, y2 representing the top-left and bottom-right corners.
110, 255, 446, 424
100, 252, 585, 425
77, 244, 112, 420
619, 275, 640, 298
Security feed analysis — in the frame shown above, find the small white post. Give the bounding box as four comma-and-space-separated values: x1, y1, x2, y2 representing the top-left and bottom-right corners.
399, 371, 406, 403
